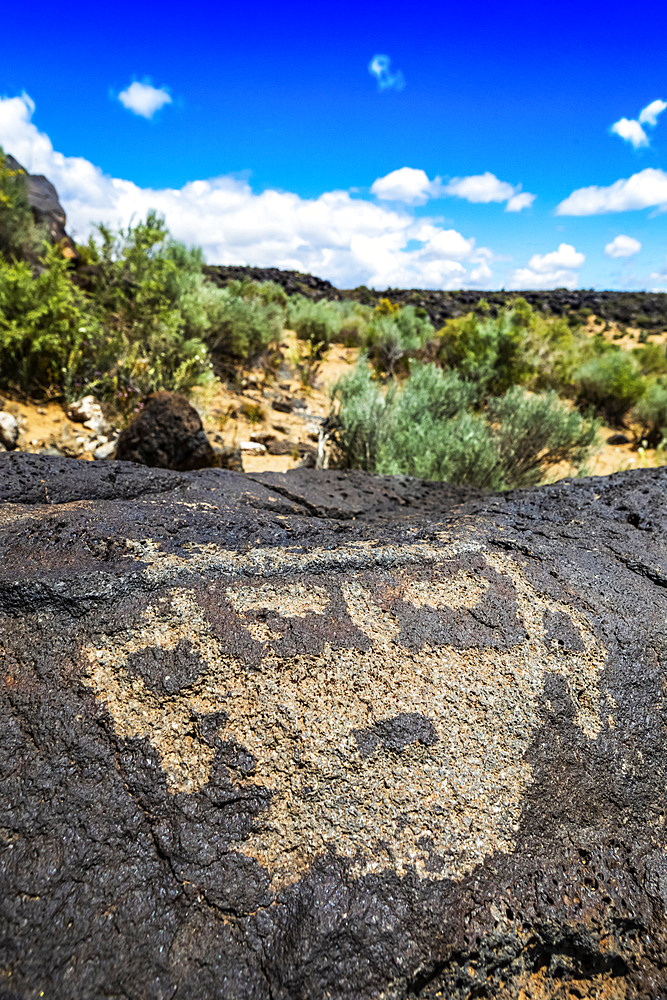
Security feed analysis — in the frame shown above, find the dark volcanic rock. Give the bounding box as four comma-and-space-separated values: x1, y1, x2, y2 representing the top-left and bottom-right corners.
114, 391, 218, 470
0, 455, 666, 999
204, 263, 667, 331
5, 153, 75, 253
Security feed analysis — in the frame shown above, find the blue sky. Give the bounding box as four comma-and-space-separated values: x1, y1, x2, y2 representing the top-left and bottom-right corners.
1, 0, 666, 290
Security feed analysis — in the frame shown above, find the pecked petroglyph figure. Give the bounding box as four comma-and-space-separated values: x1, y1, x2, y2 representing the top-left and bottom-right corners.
82, 544, 607, 892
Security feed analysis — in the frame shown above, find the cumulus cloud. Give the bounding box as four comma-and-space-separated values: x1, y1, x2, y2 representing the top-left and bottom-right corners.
370, 167, 437, 205
611, 98, 666, 148
505, 191, 536, 212
611, 118, 649, 149
604, 234, 641, 258
368, 55, 405, 92
509, 243, 584, 290
118, 81, 172, 119
0, 93, 497, 291
638, 99, 667, 127
443, 171, 535, 212
556, 168, 667, 214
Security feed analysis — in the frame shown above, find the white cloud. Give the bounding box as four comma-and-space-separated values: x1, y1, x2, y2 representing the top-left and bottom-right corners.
509, 243, 584, 290
0, 93, 496, 291
505, 191, 536, 212
611, 117, 648, 149
370, 167, 535, 210
444, 171, 535, 211
604, 234, 641, 258
371, 167, 436, 205
118, 81, 172, 119
610, 98, 666, 148
444, 172, 514, 203
638, 99, 667, 127
368, 55, 405, 92
556, 168, 667, 214
526, 243, 585, 271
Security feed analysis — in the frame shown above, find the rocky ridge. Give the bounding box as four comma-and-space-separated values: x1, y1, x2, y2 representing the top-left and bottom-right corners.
204, 264, 667, 330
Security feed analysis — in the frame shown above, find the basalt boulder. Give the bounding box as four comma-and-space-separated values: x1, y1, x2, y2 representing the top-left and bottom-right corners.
113, 391, 218, 471
4, 153, 75, 254
0, 454, 666, 1000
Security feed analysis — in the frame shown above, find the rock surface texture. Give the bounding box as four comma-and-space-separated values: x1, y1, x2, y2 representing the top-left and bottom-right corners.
0, 455, 665, 1000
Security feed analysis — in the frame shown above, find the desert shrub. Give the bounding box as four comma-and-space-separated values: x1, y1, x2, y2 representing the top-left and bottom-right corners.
328, 360, 598, 488
0, 245, 96, 397
287, 296, 342, 349
225, 278, 288, 308
632, 380, 667, 448
487, 388, 600, 486
363, 305, 434, 374
332, 299, 372, 346
0, 212, 215, 409
575, 351, 646, 425
435, 299, 535, 395
204, 286, 285, 364
632, 342, 667, 376
0, 147, 47, 263
326, 362, 386, 470
78, 213, 214, 409
255, 281, 288, 307
84, 213, 211, 341
524, 315, 591, 393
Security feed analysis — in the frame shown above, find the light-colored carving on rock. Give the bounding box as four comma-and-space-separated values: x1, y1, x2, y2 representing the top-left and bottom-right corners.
81, 548, 607, 892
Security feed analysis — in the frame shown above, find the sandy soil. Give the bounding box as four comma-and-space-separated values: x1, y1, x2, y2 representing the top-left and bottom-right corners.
585, 315, 667, 351
3, 327, 665, 482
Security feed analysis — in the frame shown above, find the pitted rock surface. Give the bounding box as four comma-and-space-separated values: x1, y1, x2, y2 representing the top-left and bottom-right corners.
0, 454, 666, 1000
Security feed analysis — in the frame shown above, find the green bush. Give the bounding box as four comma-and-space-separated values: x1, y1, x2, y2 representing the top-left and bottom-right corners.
0, 147, 47, 263
204, 286, 284, 364
326, 362, 387, 470
433, 299, 600, 398
225, 278, 288, 308
328, 360, 598, 489
331, 299, 372, 346
575, 351, 646, 425
435, 300, 536, 396
632, 380, 667, 448
0, 246, 95, 397
487, 388, 600, 486
363, 304, 434, 374
632, 342, 667, 376
0, 212, 214, 409
287, 296, 342, 349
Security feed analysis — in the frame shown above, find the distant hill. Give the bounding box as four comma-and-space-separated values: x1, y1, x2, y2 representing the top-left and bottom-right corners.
204, 264, 667, 331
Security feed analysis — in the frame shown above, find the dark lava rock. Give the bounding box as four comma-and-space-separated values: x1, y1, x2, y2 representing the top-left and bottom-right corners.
271, 398, 293, 413
607, 433, 632, 445
204, 263, 667, 331
114, 391, 218, 470
216, 443, 244, 472
0, 455, 666, 999
4, 153, 76, 253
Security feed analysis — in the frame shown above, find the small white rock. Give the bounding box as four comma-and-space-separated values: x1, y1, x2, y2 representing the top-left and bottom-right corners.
240, 441, 267, 454
68, 396, 107, 433
0, 412, 19, 450
83, 415, 110, 436
93, 441, 116, 461
305, 422, 322, 442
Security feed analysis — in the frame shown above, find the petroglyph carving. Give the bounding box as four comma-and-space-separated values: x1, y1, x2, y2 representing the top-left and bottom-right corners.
81, 547, 607, 891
